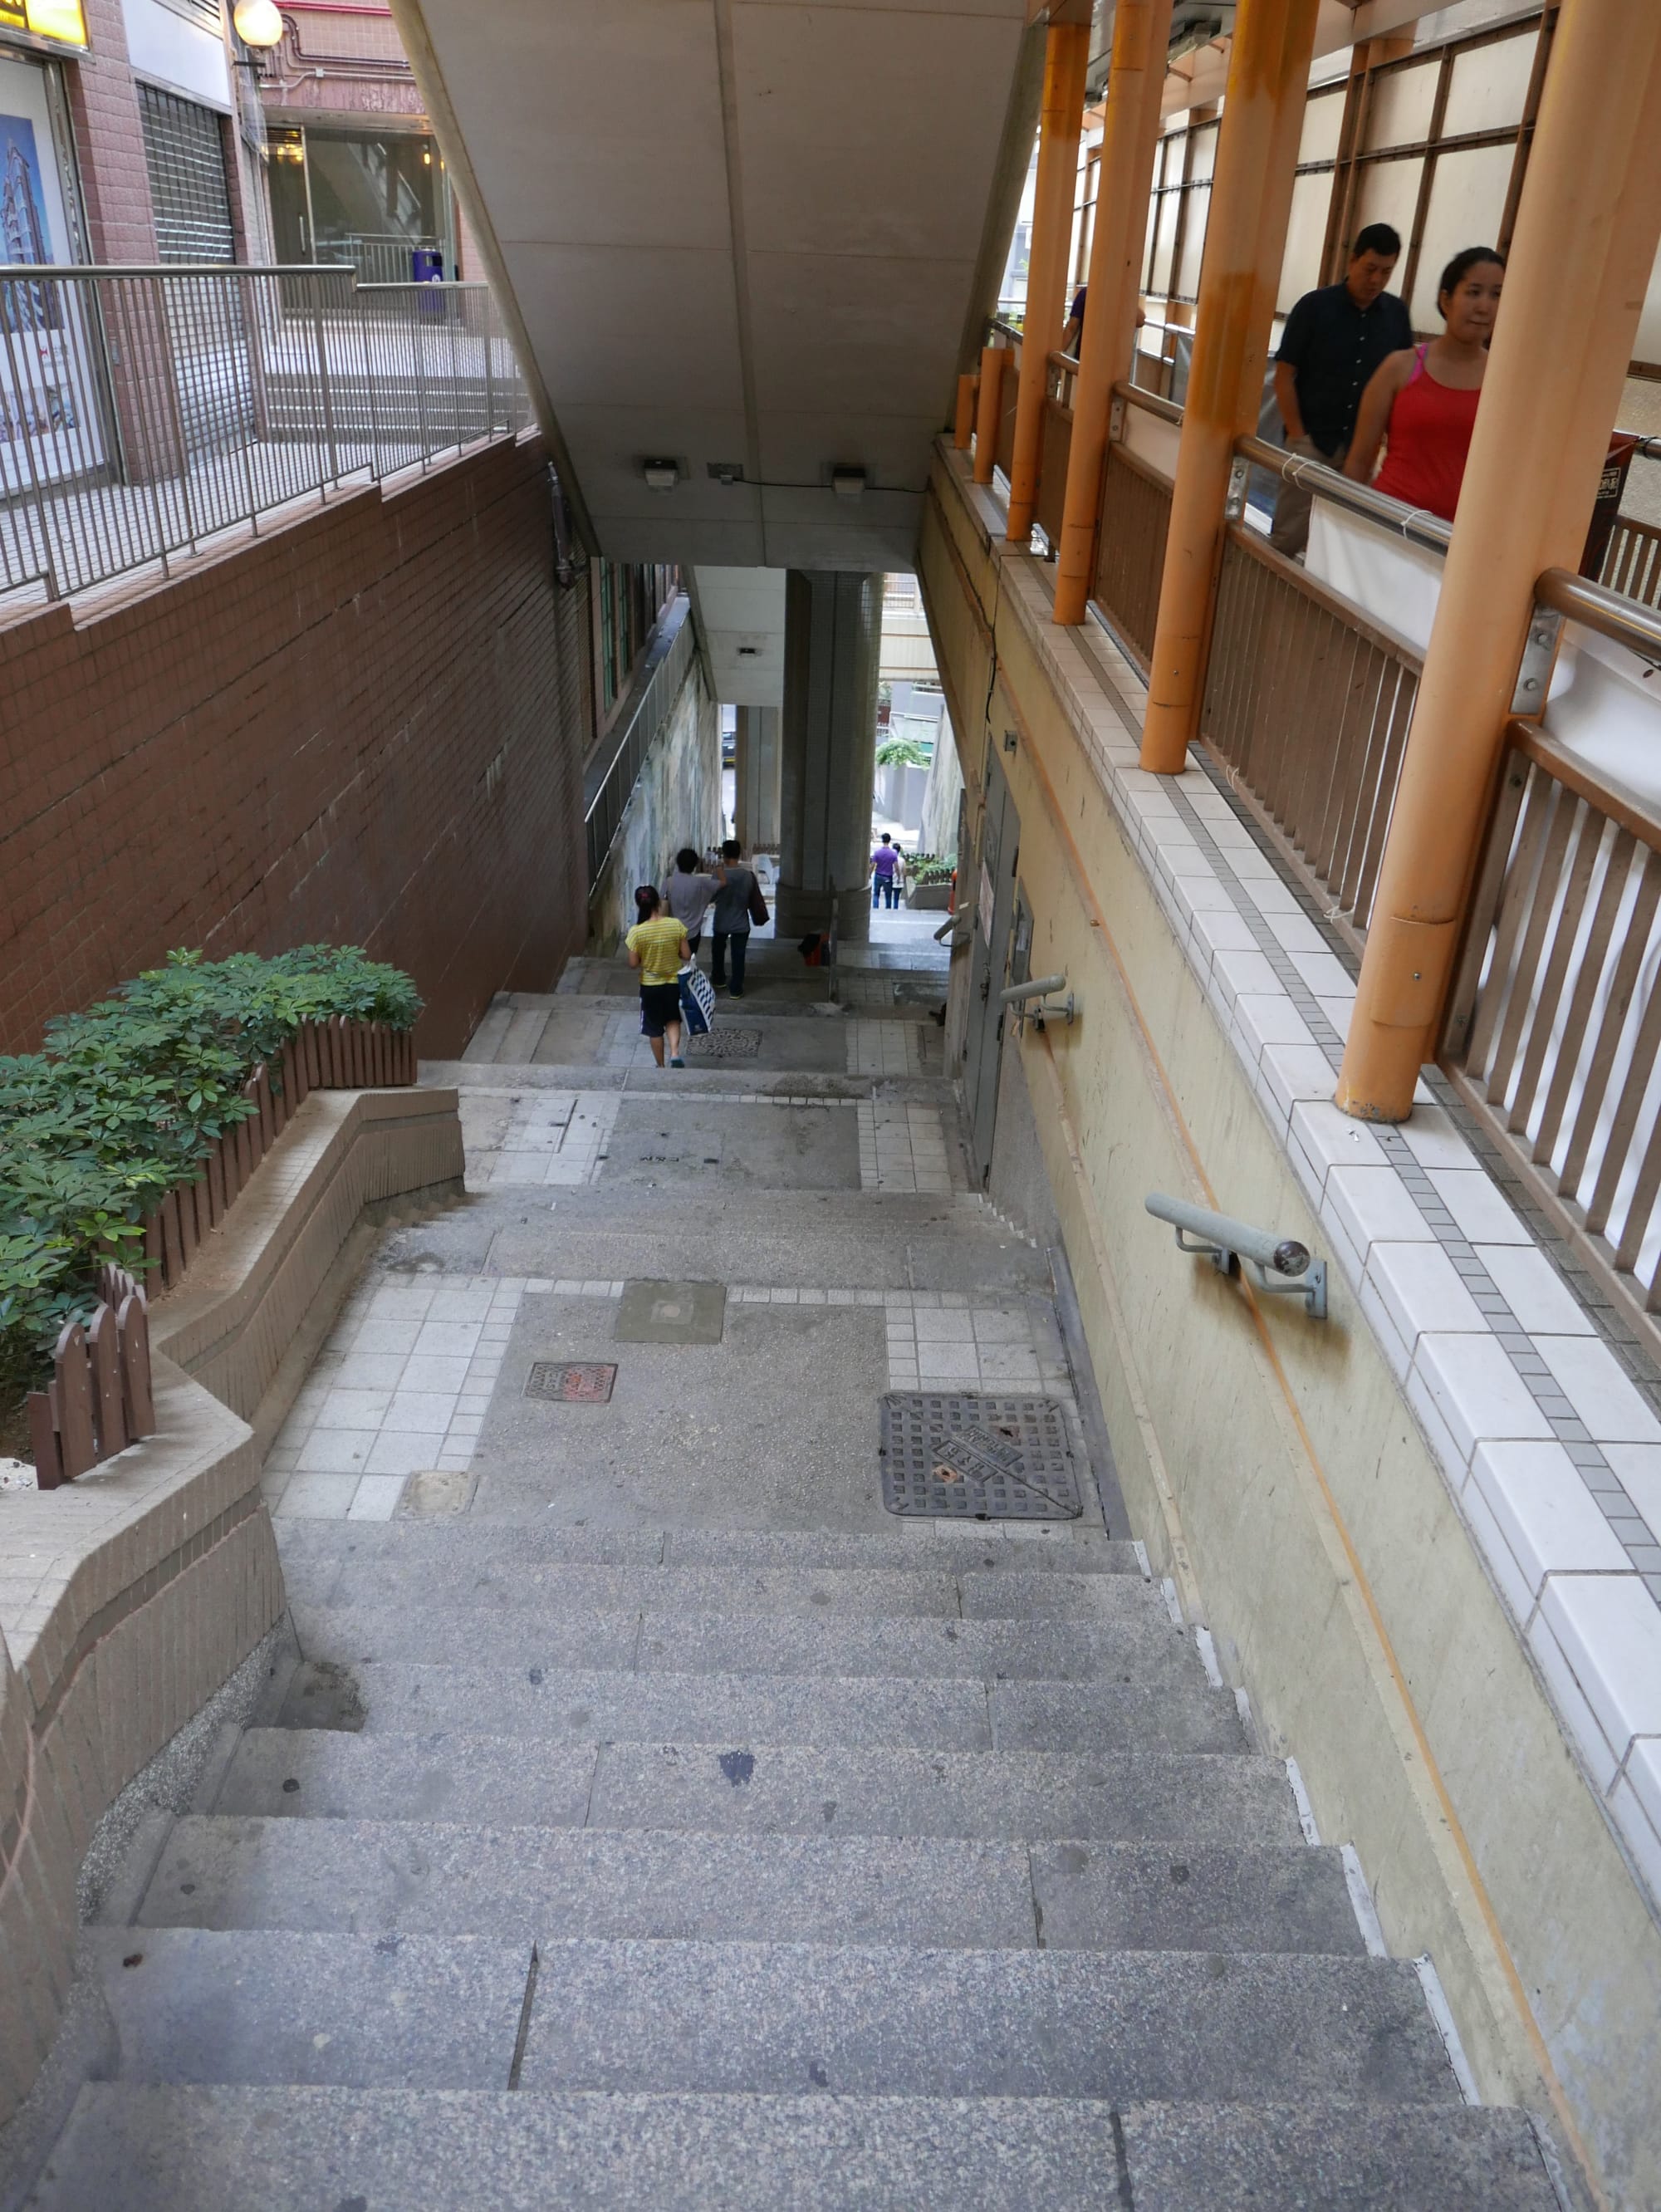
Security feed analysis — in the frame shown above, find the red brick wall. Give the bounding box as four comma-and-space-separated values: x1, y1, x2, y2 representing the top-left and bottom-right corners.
0, 436, 587, 1058
63, 0, 159, 263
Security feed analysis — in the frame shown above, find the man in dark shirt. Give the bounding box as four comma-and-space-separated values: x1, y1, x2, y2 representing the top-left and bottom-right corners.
1271, 223, 1413, 558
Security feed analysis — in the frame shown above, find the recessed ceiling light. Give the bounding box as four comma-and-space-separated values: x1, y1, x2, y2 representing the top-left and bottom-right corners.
641, 459, 679, 491
830, 465, 866, 499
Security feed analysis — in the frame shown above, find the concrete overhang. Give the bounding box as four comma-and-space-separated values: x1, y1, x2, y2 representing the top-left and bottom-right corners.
390, 0, 1034, 572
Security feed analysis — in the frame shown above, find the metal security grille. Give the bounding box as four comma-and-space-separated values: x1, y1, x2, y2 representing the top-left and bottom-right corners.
879, 1395, 1082, 1521
139, 86, 235, 263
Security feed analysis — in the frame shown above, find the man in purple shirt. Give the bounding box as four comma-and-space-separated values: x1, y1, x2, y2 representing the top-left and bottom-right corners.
871, 834, 900, 909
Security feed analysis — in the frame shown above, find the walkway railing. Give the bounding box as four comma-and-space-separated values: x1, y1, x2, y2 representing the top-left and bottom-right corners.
584, 594, 697, 885
0, 264, 529, 604
962, 358, 1661, 1346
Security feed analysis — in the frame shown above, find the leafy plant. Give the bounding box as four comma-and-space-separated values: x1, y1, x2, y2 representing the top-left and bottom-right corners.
1, 947, 421, 1420
876, 737, 930, 768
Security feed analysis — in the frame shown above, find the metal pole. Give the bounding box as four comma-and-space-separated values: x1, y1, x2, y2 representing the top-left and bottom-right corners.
973, 343, 1006, 486
1005, 17, 1090, 545
1138, 0, 1322, 772
311, 276, 341, 488
1053, 0, 1173, 625
1337, 0, 1661, 1121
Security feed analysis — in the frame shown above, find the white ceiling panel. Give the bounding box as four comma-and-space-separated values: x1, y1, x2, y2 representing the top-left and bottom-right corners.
411, 0, 1026, 569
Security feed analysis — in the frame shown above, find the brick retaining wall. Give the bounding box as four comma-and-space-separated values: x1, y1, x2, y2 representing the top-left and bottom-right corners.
0, 435, 587, 1058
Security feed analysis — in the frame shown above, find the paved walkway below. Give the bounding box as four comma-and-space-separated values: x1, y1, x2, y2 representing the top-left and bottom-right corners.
18, 925, 1565, 2208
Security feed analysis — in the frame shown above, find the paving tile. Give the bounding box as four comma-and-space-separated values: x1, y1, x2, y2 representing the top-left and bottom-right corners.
1411, 1334, 1554, 1467
381, 1392, 462, 1435
365, 1433, 450, 1478
1365, 1243, 1486, 1350
1536, 1336, 1661, 1445
413, 1322, 484, 1360
346, 1477, 408, 1523
1602, 1444, 1661, 1541
1470, 1441, 1630, 1601
1526, 1613, 1622, 1790
1325, 1167, 1437, 1259
294, 1431, 375, 1475
1471, 1245, 1594, 1337
316, 1389, 394, 1430
1423, 1170, 1530, 1245
1540, 1573, 1661, 1763
273, 1473, 360, 1520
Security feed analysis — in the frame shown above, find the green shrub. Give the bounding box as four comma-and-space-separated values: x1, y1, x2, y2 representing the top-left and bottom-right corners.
875, 737, 930, 768
0, 946, 421, 1413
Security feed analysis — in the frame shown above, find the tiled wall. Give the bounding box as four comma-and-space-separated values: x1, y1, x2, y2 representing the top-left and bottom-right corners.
0, 438, 586, 1057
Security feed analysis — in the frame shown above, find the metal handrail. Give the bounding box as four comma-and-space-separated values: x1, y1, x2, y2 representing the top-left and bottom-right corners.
583, 596, 696, 884
1115, 380, 1184, 428
1536, 566, 1661, 665
1234, 432, 1453, 556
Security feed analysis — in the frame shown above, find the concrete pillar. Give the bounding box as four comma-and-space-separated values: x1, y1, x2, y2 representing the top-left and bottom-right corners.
1338, 0, 1661, 1121
734, 705, 782, 851
1139, 0, 1322, 772
776, 571, 882, 946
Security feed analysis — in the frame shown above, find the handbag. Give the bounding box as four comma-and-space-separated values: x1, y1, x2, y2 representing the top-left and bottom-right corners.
747, 875, 770, 927
679, 961, 716, 1035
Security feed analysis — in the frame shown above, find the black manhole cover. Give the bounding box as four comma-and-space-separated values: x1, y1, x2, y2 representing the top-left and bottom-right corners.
879, 1393, 1081, 1520
526, 1361, 617, 1403
684, 1028, 762, 1059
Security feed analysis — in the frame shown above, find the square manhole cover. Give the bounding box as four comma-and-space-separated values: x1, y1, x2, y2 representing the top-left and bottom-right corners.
526, 1361, 618, 1402
879, 1393, 1081, 1520
615, 1279, 727, 1344
684, 1028, 762, 1059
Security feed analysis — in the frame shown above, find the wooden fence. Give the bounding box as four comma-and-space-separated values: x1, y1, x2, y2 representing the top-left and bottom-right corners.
142, 1016, 414, 1295
23, 1016, 414, 1489
27, 1266, 154, 1490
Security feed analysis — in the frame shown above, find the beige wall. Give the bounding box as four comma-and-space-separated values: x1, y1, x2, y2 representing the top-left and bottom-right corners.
921, 448, 1661, 2209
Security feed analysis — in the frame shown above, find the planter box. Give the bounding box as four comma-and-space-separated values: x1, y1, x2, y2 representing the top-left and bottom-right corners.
906, 882, 953, 910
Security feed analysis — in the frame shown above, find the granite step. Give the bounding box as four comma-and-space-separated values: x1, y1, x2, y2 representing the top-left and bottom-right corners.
87, 1931, 1444, 2107
287, 1600, 1203, 1687
136, 1817, 1364, 1958
217, 1731, 1301, 1845
24, 2083, 1124, 2211
33, 2087, 1556, 2212
268, 1659, 1247, 1755
278, 1555, 1141, 1623
269, 1521, 1140, 1578
1117, 2099, 1564, 2210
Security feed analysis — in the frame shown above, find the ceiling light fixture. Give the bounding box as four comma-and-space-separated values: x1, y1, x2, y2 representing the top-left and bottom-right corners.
640, 459, 680, 492
232, 0, 285, 48
830, 465, 867, 499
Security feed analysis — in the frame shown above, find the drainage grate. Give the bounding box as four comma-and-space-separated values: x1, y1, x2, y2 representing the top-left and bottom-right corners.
525, 1362, 617, 1403
684, 1028, 762, 1059
879, 1393, 1081, 1520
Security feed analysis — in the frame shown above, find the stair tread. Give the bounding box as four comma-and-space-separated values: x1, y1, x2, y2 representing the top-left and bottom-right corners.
272, 1521, 1138, 1576
287, 1599, 1202, 1685
1119, 2099, 1563, 2210
139, 1817, 1366, 1957
33, 2087, 1550, 2212
218, 1731, 1301, 1843
268, 1658, 1246, 1753
281, 1557, 1137, 1621
86, 1930, 1451, 2107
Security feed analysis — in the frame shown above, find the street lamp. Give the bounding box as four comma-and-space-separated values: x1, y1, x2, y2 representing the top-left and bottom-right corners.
231, 0, 284, 47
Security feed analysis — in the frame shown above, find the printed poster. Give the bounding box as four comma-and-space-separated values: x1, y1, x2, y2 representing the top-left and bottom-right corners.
0, 102, 102, 489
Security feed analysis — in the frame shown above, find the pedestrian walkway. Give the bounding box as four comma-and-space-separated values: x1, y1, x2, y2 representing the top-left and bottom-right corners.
24, 930, 1565, 2208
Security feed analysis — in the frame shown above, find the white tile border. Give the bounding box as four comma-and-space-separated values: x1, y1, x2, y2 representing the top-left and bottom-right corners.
960, 449, 1661, 1900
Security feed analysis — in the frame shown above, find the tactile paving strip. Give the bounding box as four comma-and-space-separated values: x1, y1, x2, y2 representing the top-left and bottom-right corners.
879, 1393, 1080, 1520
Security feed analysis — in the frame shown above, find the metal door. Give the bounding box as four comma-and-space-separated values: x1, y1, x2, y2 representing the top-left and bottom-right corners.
963, 745, 1020, 1185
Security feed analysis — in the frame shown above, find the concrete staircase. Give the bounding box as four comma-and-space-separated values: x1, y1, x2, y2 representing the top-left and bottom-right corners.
32, 1520, 1561, 2207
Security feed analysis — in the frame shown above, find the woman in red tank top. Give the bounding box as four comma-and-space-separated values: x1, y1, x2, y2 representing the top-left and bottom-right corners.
1345, 247, 1505, 523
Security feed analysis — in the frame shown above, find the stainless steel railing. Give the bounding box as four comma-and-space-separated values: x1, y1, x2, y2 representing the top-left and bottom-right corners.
0, 264, 529, 604
584, 596, 698, 886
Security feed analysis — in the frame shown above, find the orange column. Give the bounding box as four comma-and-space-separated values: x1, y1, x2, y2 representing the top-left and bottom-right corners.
1005, 17, 1090, 543
1053, 0, 1174, 625
954, 373, 977, 449
973, 345, 1007, 484
1338, 0, 1661, 1121
1138, 0, 1321, 772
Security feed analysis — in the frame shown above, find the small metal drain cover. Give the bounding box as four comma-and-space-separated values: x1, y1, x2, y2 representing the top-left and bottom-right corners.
684, 1027, 762, 1059
525, 1361, 617, 1403
879, 1393, 1080, 1520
